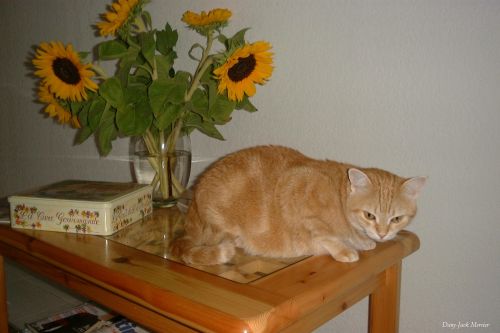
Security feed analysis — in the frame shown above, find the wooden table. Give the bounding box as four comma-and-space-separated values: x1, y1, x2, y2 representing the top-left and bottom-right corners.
0, 207, 419, 333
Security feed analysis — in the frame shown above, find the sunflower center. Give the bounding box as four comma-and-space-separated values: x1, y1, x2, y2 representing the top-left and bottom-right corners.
228, 55, 256, 82
52, 58, 81, 85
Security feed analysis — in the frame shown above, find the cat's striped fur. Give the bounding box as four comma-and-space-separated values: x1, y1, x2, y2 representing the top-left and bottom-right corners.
171, 145, 425, 265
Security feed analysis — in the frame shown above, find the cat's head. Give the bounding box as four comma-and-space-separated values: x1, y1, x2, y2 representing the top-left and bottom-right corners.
345, 168, 426, 242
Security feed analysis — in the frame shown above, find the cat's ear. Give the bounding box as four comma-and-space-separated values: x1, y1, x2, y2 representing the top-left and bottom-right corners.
348, 168, 372, 193
401, 176, 427, 200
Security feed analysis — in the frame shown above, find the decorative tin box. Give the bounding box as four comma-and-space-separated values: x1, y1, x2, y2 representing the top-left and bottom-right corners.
8, 180, 153, 235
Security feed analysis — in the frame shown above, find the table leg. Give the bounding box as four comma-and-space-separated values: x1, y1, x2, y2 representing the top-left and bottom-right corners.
0, 255, 8, 333
368, 261, 402, 333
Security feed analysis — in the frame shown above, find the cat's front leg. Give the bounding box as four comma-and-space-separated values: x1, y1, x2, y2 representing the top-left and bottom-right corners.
345, 229, 376, 251
352, 236, 376, 251
316, 238, 359, 262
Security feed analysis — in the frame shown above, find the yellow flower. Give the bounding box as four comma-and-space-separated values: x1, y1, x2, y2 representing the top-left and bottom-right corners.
32, 41, 98, 102
182, 8, 231, 34
97, 0, 140, 37
213, 41, 273, 102
38, 84, 81, 128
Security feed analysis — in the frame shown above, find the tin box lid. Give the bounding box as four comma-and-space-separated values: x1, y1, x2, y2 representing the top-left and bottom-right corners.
8, 180, 151, 206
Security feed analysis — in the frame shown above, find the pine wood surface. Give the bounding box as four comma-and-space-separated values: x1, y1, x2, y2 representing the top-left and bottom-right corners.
0, 207, 419, 333
0, 256, 8, 333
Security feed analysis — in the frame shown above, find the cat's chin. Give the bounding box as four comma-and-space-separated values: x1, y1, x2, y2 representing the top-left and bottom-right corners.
369, 234, 397, 243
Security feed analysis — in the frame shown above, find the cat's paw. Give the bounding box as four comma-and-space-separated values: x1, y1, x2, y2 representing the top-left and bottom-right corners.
219, 241, 236, 263
359, 239, 376, 251
169, 238, 191, 259
333, 248, 359, 262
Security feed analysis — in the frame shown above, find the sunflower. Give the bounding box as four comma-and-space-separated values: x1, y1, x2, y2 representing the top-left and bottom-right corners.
213, 41, 273, 102
32, 42, 98, 102
38, 84, 80, 128
97, 0, 142, 37
182, 8, 231, 34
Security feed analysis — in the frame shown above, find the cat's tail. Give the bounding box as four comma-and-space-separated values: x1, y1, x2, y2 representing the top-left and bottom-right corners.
170, 199, 235, 266
171, 238, 236, 266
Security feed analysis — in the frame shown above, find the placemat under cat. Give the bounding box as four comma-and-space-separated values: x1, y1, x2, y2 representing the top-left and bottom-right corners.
105, 208, 308, 283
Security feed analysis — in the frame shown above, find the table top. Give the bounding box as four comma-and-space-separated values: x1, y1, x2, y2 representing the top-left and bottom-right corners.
0, 207, 420, 333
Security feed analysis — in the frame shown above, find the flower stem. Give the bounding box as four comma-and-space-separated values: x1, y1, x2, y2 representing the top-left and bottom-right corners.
167, 33, 215, 153
90, 64, 108, 80
147, 32, 216, 202
185, 32, 214, 101
143, 129, 158, 155
133, 15, 148, 33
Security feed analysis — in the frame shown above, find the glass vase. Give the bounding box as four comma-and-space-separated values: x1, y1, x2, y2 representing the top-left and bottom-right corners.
132, 133, 191, 207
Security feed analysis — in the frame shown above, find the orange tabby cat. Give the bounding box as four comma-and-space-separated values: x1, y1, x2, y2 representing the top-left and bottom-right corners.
171, 145, 425, 265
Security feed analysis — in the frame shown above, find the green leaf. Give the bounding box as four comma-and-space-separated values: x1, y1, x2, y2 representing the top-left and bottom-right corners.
190, 88, 208, 115
134, 66, 151, 79
99, 77, 124, 108
226, 28, 249, 50
116, 100, 152, 136
98, 40, 128, 60
167, 82, 187, 104
78, 52, 91, 60
75, 126, 93, 145
200, 63, 215, 84
128, 72, 150, 86
202, 76, 236, 124
101, 102, 116, 124
185, 113, 224, 140
88, 97, 107, 131
236, 96, 258, 112
69, 101, 83, 116
204, 77, 218, 110
97, 106, 117, 155
148, 81, 166, 115
75, 102, 93, 143
97, 123, 116, 155
77, 102, 91, 127
217, 33, 228, 45
127, 34, 141, 50
155, 54, 175, 82
140, 31, 156, 68
155, 103, 184, 131
156, 23, 178, 56
209, 94, 236, 125
116, 85, 152, 135
125, 83, 148, 100
116, 103, 136, 135
173, 71, 191, 84
149, 78, 187, 116
141, 11, 152, 30
117, 47, 140, 85
129, 65, 152, 86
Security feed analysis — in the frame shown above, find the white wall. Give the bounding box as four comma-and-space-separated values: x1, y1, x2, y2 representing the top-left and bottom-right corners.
1, 1, 499, 332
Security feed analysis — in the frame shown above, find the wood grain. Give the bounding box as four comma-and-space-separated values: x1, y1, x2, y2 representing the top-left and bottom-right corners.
368, 262, 402, 333
0, 243, 197, 332
0, 255, 8, 333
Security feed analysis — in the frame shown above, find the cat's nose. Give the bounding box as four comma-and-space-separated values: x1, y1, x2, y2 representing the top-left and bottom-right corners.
378, 230, 388, 239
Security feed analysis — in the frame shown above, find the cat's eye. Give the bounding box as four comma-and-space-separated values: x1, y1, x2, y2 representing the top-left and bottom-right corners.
391, 216, 403, 224
363, 211, 376, 221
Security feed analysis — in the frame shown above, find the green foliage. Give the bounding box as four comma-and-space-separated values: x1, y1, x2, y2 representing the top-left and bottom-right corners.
156, 23, 178, 56
117, 85, 152, 135
68, 6, 269, 156
97, 105, 118, 155
98, 40, 128, 60
99, 77, 124, 109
